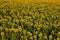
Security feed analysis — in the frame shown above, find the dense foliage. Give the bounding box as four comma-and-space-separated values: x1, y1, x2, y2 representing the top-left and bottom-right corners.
0, 1, 60, 40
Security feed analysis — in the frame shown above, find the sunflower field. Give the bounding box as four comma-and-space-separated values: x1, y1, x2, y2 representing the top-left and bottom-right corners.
0, 0, 60, 40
